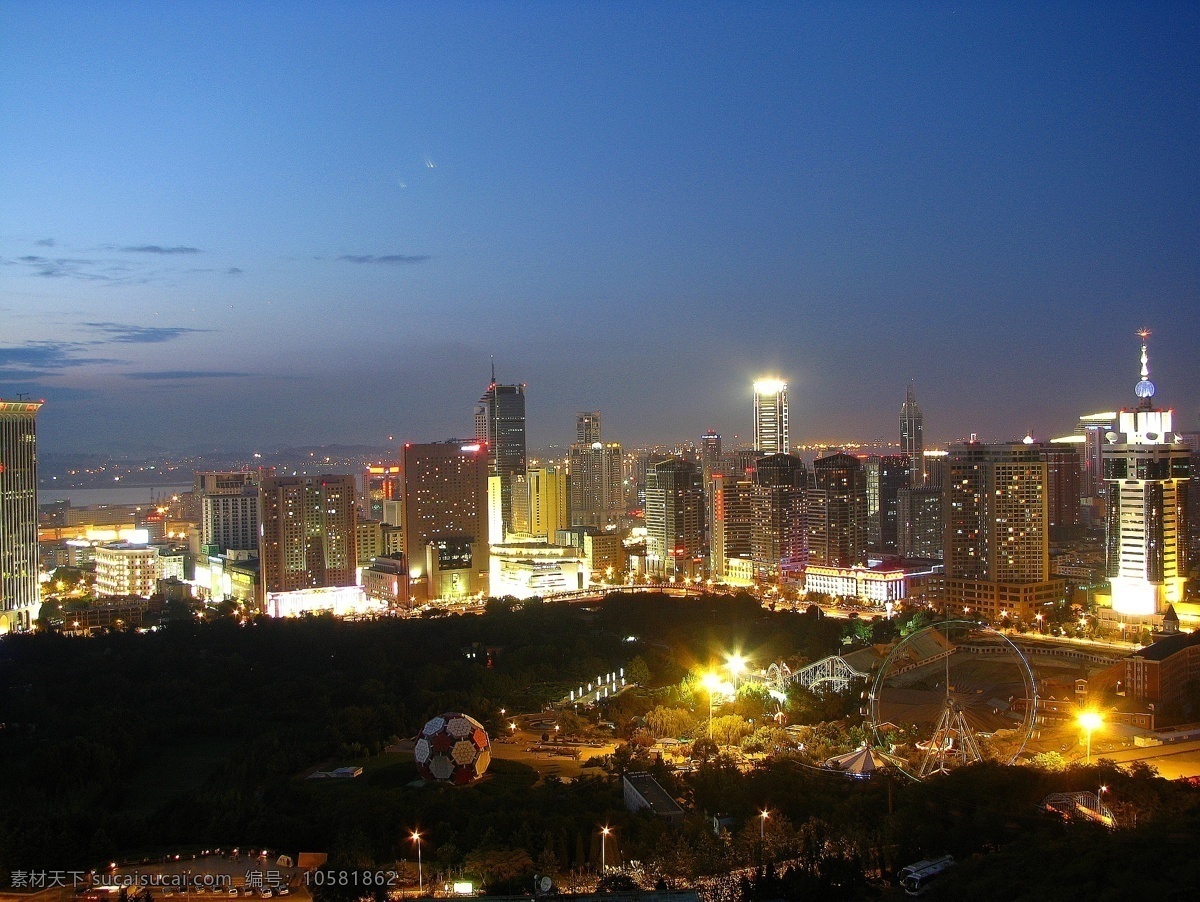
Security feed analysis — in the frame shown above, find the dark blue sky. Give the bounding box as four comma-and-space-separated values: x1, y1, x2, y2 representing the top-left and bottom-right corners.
2, 1, 1196, 454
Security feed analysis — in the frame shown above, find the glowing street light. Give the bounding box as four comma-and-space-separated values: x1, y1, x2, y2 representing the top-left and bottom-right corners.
600, 826, 612, 872
759, 809, 770, 841
726, 653, 748, 686
1078, 711, 1103, 764
410, 830, 423, 895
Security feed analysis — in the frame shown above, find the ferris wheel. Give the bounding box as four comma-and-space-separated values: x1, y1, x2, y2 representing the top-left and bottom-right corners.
867, 620, 1038, 780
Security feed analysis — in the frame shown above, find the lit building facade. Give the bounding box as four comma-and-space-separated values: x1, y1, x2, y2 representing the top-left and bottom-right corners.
753, 379, 789, 455
898, 486, 944, 560
0, 399, 41, 633
809, 453, 867, 568
576, 411, 602, 446
259, 475, 358, 594
527, 465, 569, 541
900, 385, 925, 486
750, 453, 808, 582
476, 378, 527, 539
361, 463, 402, 521
401, 442, 489, 587
711, 472, 754, 581
569, 440, 624, 528
196, 471, 261, 553
1103, 338, 1190, 618
866, 454, 909, 553
644, 458, 705, 579
95, 543, 159, 597
943, 442, 1064, 620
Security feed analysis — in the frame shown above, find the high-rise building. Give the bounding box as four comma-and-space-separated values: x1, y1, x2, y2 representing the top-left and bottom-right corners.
943, 443, 1063, 620
0, 399, 42, 634
751, 453, 808, 581
711, 473, 754, 580
361, 463, 403, 520
900, 384, 925, 486
259, 475, 357, 594
644, 459, 705, 578
196, 471, 262, 553
1102, 336, 1190, 618
809, 453, 867, 568
401, 441, 489, 585
475, 376, 527, 539
753, 379, 789, 455
866, 454, 909, 553
576, 411, 602, 446
527, 466, 569, 542
1037, 443, 1082, 532
1078, 412, 1117, 500
569, 435, 624, 529
700, 430, 722, 480
898, 486, 943, 560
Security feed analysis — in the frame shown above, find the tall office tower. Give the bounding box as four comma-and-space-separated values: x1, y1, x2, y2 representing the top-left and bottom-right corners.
753, 379, 790, 455
527, 466, 569, 541
898, 487, 944, 560
361, 463, 403, 520
475, 376, 527, 539
1103, 336, 1190, 618
0, 399, 42, 633
923, 450, 949, 490
644, 459, 705, 578
751, 453, 808, 581
195, 471, 261, 553
711, 473, 754, 578
900, 384, 925, 486
569, 440, 624, 528
943, 442, 1063, 620
401, 442, 489, 582
700, 429, 722, 480
808, 453, 867, 568
865, 454, 910, 553
1078, 412, 1117, 500
259, 475, 357, 594
576, 411, 602, 446
1037, 444, 1082, 532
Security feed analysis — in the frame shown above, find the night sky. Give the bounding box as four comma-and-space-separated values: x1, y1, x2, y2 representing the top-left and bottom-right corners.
2, 2, 1197, 454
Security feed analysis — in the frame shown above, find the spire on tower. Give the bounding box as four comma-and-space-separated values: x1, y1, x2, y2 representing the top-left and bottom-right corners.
1134, 329, 1155, 406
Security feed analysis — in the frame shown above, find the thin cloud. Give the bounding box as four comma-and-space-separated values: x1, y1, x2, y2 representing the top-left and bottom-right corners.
226, 267, 244, 275
119, 245, 202, 255
36, 238, 56, 247
124, 370, 251, 380
339, 254, 431, 264
82, 322, 211, 344
0, 341, 118, 374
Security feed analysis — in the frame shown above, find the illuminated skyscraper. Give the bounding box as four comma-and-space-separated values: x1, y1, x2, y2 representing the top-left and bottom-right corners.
942, 442, 1063, 620
753, 379, 789, 455
259, 474, 357, 594
1103, 335, 1190, 618
361, 462, 403, 521
866, 454, 909, 553
644, 458, 705, 579
196, 470, 263, 553
0, 399, 42, 633
900, 384, 924, 486
527, 466, 569, 541
711, 472, 754, 579
569, 412, 623, 528
475, 372, 527, 538
751, 453, 808, 581
809, 453, 867, 568
401, 442, 489, 584
576, 411, 602, 446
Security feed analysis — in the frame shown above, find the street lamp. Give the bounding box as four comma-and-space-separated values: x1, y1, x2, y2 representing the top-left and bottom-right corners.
726, 653, 748, 687
1078, 711, 1103, 764
759, 809, 769, 841
410, 830, 422, 895
600, 826, 611, 873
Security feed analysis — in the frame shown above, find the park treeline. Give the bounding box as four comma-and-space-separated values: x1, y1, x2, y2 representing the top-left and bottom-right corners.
0, 593, 839, 878
4, 594, 1198, 898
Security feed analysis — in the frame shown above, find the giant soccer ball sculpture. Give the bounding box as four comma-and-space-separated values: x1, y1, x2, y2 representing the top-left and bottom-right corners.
414, 713, 491, 785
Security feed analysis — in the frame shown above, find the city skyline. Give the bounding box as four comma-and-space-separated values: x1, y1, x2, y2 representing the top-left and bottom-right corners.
2, 3, 1197, 454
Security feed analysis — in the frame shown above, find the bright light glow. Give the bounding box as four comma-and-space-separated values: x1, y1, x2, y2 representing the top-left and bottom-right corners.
452, 883, 473, 895
753, 379, 786, 395
1078, 711, 1103, 732
600, 826, 611, 836
701, 672, 722, 692
726, 653, 748, 676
